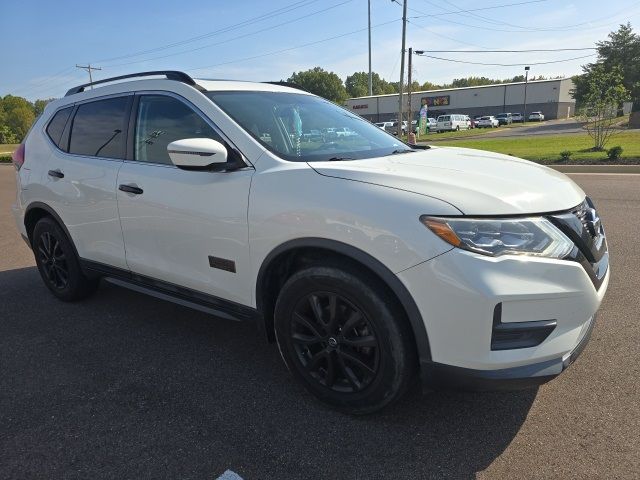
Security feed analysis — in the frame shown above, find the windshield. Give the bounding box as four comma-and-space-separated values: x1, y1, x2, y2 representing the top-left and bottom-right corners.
206, 91, 409, 162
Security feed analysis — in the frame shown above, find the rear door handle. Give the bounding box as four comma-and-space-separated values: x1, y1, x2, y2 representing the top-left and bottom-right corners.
48, 169, 64, 179
119, 184, 144, 195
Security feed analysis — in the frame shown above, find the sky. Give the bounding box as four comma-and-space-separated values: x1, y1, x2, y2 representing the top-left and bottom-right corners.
1, 0, 639, 101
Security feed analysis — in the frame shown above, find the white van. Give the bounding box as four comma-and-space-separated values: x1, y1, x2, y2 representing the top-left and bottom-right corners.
436, 114, 470, 132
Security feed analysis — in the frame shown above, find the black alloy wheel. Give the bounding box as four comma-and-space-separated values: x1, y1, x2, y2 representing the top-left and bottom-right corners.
37, 231, 69, 290
274, 264, 416, 414
290, 291, 380, 393
32, 216, 98, 301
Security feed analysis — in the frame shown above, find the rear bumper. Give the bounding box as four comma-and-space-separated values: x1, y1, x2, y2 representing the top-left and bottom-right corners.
422, 313, 596, 391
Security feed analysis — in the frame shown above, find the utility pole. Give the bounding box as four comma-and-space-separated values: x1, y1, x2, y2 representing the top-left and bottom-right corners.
368, 0, 373, 96
397, 0, 407, 137
76, 64, 101, 88
523, 65, 530, 123
407, 47, 413, 129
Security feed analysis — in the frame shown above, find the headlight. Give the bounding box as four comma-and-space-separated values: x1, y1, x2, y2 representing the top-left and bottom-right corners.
420, 216, 573, 258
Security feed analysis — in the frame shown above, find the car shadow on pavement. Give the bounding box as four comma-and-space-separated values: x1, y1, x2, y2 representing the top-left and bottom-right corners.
0, 266, 536, 480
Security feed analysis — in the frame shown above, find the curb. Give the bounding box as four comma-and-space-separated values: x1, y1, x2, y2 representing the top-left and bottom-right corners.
549, 165, 640, 174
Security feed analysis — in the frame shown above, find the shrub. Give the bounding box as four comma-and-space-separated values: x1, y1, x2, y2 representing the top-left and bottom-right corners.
607, 146, 623, 160
0, 155, 12, 163
559, 150, 572, 161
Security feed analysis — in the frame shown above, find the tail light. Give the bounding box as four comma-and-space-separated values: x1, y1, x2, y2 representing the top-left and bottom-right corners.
12, 143, 25, 170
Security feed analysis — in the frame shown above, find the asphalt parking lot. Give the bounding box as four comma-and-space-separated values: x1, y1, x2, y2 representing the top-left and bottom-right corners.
0, 165, 638, 479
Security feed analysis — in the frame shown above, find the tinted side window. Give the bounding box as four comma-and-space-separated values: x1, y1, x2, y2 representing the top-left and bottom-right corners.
46, 107, 72, 149
69, 97, 129, 158
135, 95, 223, 165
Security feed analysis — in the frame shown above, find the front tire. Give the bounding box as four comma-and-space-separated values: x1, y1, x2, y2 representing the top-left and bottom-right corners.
274, 264, 416, 414
32, 217, 98, 301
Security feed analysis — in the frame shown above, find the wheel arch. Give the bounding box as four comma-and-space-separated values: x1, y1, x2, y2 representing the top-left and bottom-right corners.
24, 202, 79, 258
255, 238, 432, 367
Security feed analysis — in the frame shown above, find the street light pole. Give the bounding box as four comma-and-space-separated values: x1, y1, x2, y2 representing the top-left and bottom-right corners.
397, 0, 407, 136
407, 47, 413, 129
368, 0, 373, 96
523, 65, 530, 123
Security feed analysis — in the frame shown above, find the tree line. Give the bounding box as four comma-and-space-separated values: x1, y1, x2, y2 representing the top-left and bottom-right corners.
287, 67, 558, 103
0, 96, 53, 144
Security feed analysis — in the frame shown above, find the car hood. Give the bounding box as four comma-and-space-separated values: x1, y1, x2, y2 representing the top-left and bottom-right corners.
309, 146, 585, 215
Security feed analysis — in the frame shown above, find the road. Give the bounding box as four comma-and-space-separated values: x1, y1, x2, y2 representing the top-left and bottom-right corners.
0, 165, 638, 479
481, 118, 586, 138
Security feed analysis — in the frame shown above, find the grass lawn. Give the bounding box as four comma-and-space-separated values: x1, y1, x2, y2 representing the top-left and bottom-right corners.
0, 144, 18, 156
428, 130, 640, 164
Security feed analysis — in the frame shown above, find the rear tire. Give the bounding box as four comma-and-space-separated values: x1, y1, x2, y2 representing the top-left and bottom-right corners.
274, 264, 416, 414
32, 217, 98, 301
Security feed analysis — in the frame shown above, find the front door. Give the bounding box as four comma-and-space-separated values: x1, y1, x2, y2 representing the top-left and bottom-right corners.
116, 93, 254, 305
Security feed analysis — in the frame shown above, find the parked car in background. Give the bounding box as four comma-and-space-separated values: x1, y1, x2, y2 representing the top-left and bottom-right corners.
528, 111, 545, 121
462, 115, 471, 129
512, 112, 524, 122
477, 116, 500, 128
496, 113, 513, 125
436, 114, 469, 132
375, 121, 393, 130
427, 117, 437, 131
385, 121, 408, 136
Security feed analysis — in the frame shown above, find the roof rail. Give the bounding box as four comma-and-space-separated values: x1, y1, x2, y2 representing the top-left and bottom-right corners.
65, 70, 205, 97
263, 81, 309, 93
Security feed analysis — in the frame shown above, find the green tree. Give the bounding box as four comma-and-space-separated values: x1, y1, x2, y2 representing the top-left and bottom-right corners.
0, 95, 36, 142
574, 24, 640, 110
34, 98, 54, 116
596, 23, 640, 109
287, 67, 347, 103
0, 125, 18, 144
5, 105, 35, 141
345, 71, 397, 97
420, 81, 441, 90
573, 64, 629, 150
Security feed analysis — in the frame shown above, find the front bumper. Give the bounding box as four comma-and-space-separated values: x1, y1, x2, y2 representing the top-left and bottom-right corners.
424, 313, 597, 390
397, 245, 609, 388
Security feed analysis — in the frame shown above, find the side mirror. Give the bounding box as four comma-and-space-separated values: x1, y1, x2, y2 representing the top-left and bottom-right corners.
167, 138, 228, 170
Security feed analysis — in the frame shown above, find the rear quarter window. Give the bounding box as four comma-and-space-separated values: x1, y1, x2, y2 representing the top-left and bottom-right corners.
45, 107, 73, 150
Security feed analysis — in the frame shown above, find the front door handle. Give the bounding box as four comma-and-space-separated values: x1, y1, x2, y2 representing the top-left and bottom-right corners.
119, 184, 144, 195
48, 169, 64, 179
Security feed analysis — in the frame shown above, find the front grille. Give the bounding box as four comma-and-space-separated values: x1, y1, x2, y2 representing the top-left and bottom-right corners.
547, 197, 608, 289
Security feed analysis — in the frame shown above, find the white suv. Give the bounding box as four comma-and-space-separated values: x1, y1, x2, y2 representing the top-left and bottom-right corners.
11, 71, 609, 414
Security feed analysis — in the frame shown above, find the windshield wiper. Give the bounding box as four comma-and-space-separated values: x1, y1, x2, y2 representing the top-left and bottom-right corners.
388, 149, 415, 155
326, 156, 356, 161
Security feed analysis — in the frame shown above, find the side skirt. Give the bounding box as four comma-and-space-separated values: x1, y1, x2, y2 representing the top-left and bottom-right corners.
80, 259, 260, 323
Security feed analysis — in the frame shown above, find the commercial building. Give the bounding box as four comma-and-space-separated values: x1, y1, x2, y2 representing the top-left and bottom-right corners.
344, 78, 576, 122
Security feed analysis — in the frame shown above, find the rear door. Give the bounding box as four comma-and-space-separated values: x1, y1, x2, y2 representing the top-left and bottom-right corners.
44, 94, 132, 269
116, 92, 254, 304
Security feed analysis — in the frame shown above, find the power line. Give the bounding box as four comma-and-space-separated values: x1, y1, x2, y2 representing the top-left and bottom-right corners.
415, 48, 596, 53
101, 0, 354, 69
75, 64, 102, 86
94, 0, 323, 64
406, 19, 492, 50
186, 18, 401, 73
410, 0, 547, 19
414, 53, 596, 66
420, 0, 640, 33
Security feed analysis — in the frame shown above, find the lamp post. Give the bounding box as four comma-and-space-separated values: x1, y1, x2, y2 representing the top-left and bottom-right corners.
397, 0, 407, 137
523, 66, 530, 123
368, 0, 372, 96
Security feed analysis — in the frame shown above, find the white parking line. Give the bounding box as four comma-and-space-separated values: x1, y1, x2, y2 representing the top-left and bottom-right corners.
216, 470, 244, 480
566, 173, 640, 176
